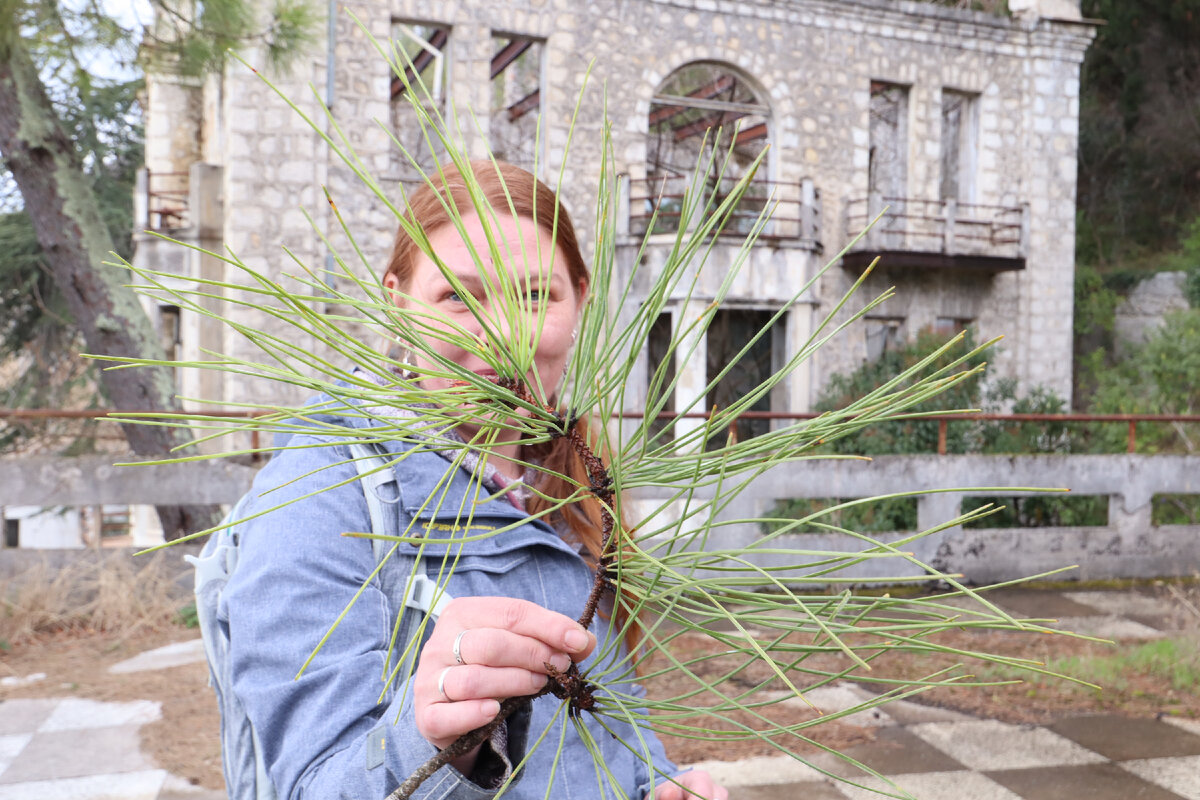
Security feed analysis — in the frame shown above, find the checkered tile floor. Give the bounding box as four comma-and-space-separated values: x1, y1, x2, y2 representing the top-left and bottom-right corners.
0, 588, 1195, 799
693, 587, 1200, 800
0, 697, 172, 800
701, 714, 1200, 800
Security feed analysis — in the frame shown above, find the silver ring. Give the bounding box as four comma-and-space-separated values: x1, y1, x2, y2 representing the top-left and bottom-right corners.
437, 666, 455, 702
453, 630, 468, 665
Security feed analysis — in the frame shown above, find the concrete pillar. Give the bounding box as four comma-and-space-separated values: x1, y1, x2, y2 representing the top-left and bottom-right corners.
785, 302, 814, 413
917, 492, 962, 535
673, 299, 710, 447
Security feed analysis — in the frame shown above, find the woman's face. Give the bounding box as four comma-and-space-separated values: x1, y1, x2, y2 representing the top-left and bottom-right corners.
385, 211, 585, 407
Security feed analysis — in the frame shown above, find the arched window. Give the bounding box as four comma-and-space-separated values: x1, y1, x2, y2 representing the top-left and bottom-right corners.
639, 63, 770, 235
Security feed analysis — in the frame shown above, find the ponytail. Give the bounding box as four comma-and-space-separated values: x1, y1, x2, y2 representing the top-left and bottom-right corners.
527, 417, 643, 661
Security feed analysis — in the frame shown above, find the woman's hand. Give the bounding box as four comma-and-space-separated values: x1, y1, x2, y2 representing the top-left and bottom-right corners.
653, 770, 729, 800
414, 596, 596, 752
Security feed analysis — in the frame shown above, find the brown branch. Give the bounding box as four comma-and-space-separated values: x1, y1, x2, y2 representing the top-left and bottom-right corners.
386, 695, 537, 800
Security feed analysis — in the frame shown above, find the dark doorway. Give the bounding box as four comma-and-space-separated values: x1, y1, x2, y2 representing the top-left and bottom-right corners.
706, 308, 779, 448
646, 313, 676, 443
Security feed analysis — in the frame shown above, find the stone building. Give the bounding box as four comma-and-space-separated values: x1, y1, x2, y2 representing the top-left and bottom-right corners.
134, 0, 1095, 440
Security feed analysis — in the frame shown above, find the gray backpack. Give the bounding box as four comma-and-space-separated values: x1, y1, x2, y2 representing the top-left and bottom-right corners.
187, 441, 450, 800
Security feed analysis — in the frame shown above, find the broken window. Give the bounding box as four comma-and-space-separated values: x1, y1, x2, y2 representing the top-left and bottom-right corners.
646, 313, 676, 442
940, 90, 978, 203
640, 63, 770, 235
864, 317, 906, 361
868, 82, 909, 199
389, 22, 450, 185
489, 34, 544, 175
706, 308, 781, 448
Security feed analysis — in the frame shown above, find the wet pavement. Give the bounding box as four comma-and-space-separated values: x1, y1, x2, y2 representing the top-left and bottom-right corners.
0, 587, 1197, 799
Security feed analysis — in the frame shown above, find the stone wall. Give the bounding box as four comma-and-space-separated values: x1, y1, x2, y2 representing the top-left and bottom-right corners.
138, 0, 1095, 415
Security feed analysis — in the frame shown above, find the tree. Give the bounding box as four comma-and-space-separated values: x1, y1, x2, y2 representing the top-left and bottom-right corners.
0, 61, 141, 451
1076, 0, 1200, 267
0, 0, 316, 538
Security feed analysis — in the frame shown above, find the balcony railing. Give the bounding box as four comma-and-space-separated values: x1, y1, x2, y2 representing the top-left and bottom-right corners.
135, 168, 190, 231
843, 194, 1029, 270
626, 174, 821, 243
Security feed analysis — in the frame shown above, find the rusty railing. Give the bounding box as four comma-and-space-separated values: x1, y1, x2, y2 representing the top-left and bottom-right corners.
4, 409, 1200, 457
844, 195, 1027, 260
627, 174, 820, 242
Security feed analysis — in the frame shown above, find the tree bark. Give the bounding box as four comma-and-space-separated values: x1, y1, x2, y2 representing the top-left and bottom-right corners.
0, 27, 220, 540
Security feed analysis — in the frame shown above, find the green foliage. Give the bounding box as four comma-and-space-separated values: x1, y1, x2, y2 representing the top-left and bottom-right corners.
0, 68, 141, 439
1049, 637, 1200, 694
175, 601, 200, 629
768, 496, 916, 534
1073, 263, 1120, 339
1153, 494, 1200, 526
816, 328, 986, 455
1172, 214, 1200, 307
1077, 0, 1200, 267
815, 328, 1069, 456
1077, 309, 1200, 453
143, 0, 320, 76
1188, 267, 1200, 310
962, 494, 1108, 529
765, 496, 918, 535
1091, 310, 1200, 416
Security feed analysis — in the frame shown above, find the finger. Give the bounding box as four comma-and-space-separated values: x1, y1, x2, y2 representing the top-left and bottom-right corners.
662, 771, 725, 800
416, 697, 501, 750
430, 664, 548, 704
440, 597, 596, 657
653, 783, 683, 800
454, 627, 573, 673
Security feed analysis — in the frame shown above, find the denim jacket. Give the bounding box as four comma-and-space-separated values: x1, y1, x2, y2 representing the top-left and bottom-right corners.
222, 408, 677, 800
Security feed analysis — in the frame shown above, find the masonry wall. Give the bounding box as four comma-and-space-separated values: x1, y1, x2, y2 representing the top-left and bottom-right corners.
144, 0, 1094, 414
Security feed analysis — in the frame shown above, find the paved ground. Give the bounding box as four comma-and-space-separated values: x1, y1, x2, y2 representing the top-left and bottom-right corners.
0, 588, 1197, 799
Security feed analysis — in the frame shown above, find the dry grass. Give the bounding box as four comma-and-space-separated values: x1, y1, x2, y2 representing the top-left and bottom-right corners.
0, 553, 188, 646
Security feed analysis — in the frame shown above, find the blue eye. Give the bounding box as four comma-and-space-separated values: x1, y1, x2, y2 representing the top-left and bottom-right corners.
446, 290, 466, 303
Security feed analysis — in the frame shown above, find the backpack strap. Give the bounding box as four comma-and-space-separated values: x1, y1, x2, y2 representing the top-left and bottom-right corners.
347, 441, 451, 620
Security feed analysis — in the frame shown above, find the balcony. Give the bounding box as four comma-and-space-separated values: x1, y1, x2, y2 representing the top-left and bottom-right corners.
135, 169, 191, 231
625, 174, 821, 247
131, 163, 222, 277
842, 195, 1028, 272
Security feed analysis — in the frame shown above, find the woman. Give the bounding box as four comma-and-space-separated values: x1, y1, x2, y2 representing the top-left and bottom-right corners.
224, 160, 728, 799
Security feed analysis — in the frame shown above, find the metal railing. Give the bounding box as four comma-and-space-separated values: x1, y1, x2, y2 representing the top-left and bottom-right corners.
4, 409, 1199, 457
136, 168, 190, 230
627, 174, 821, 242
844, 195, 1028, 259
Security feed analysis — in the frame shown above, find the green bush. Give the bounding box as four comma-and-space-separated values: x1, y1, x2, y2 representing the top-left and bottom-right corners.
1152, 494, 1200, 526
816, 328, 1070, 456
1086, 309, 1200, 453
175, 601, 200, 629
962, 494, 1108, 529
765, 496, 918, 535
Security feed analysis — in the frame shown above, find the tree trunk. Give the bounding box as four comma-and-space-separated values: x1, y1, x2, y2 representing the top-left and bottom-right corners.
0, 28, 220, 540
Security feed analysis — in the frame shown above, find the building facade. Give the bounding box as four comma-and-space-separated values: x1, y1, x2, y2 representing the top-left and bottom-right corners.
135, 0, 1095, 437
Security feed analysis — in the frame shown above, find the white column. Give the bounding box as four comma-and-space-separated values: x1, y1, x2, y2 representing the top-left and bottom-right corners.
673, 299, 709, 447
